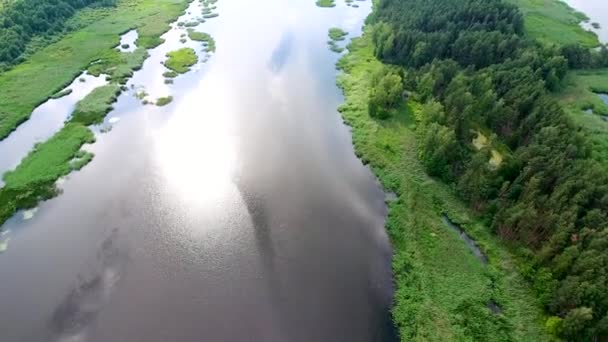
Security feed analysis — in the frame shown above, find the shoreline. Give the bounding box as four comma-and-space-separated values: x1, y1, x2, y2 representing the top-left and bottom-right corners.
335, 28, 549, 340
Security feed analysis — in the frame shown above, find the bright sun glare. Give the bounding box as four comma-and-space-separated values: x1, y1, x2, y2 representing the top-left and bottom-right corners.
156, 76, 237, 206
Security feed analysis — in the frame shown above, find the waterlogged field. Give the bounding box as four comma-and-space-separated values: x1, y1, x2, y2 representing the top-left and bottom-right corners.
0, 0, 191, 141
0, 0, 196, 230
337, 32, 549, 341
509, 0, 599, 47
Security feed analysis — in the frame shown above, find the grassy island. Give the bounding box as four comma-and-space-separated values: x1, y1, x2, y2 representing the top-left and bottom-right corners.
165, 48, 198, 74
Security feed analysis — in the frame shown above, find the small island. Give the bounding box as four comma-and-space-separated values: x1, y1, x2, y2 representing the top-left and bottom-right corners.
164, 48, 198, 74
316, 0, 335, 8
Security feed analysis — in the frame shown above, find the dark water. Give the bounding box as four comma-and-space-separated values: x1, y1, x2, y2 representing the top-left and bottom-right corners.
0, 0, 396, 341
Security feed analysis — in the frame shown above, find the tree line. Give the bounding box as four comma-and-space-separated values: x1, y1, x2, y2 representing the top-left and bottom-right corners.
368, 0, 608, 339
0, 0, 115, 70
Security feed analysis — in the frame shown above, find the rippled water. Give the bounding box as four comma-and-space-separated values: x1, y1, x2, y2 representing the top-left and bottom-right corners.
0, 0, 396, 341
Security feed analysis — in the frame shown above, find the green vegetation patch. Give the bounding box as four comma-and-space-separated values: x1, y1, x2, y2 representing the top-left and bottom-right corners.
163, 71, 179, 78
70, 84, 121, 126
187, 29, 216, 52
316, 0, 335, 7
336, 32, 549, 341
328, 27, 348, 41
50, 88, 73, 99
156, 96, 173, 106
3, 123, 94, 188
0, 123, 95, 225
88, 48, 149, 84
508, 0, 599, 47
165, 48, 198, 74
328, 41, 344, 53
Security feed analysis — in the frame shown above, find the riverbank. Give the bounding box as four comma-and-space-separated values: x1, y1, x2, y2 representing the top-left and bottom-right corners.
0, 0, 191, 141
336, 31, 550, 340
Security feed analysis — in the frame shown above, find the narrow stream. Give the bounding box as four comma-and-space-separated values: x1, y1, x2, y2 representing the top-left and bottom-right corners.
441, 215, 488, 265
0, 0, 396, 341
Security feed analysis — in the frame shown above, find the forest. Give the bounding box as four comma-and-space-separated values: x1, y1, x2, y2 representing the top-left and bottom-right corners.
0, 0, 115, 69
368, 0, 608, 339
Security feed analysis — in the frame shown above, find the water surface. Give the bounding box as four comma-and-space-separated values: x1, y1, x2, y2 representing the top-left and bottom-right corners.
0, 1, 396, 341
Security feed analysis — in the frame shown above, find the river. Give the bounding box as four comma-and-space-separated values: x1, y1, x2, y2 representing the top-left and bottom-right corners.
0, 0, 397, 341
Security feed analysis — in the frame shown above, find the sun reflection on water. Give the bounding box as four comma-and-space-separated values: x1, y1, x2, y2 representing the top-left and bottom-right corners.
156, 76, 237, 206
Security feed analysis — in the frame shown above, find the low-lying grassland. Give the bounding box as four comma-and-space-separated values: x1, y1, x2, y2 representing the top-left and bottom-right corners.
0, 0, 191, 141
156, 96, 174, 106
0, 123, 96, 225
508, 0, 599, 47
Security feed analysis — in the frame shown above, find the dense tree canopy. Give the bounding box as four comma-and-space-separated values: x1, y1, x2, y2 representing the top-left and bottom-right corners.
0, 0, 115, 69
370, 0, 608, 339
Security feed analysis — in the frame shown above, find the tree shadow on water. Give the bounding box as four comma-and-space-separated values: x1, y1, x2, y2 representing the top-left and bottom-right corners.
234, 177, 295, 341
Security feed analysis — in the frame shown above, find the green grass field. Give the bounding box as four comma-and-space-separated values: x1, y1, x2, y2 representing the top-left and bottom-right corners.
337, 31, 550, 341
0, 0, 191, 141
508, 0, 599, 47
